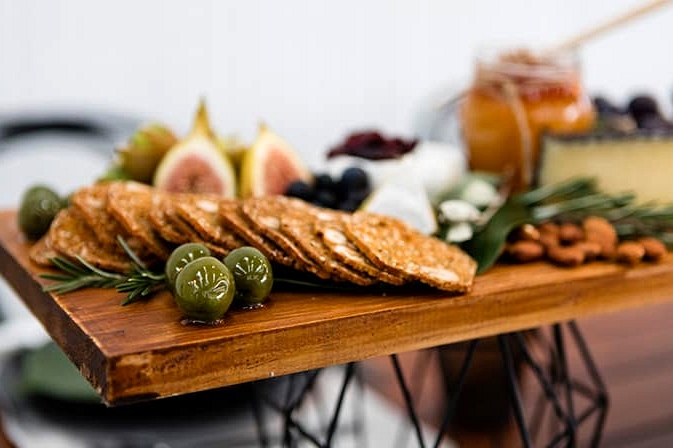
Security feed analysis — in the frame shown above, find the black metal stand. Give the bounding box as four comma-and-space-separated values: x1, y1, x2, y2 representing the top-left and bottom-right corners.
250, 321, 608, 447
255, 363, 364, 447
392, 321, 609, 448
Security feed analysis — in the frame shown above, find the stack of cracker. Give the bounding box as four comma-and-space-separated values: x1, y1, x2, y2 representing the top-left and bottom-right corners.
31, 181, 477, 293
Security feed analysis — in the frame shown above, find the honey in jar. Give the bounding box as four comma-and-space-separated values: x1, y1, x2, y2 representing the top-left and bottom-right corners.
459, 48, 596, 191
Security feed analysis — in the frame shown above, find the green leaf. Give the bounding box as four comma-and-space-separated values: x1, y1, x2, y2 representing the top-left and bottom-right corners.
462, 199, 532, 274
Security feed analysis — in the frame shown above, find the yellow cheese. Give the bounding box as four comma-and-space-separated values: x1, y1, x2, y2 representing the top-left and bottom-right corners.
538, 134, 673, 204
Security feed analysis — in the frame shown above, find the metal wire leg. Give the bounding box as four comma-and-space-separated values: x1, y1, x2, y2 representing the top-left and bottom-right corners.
499, 334, 534, 448
433, 339, 480, 448
553, 324, 577, 446
514, 332, 572, 447
276, 364, 359, 448
391, 353, 427, 448
324, 362, 357, 447
394, 349, 436, 448
515, 322, 608, 448
568, 321, 609, 448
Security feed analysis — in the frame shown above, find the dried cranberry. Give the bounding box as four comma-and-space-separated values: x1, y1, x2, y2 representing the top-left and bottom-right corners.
344, 131, 384, 150
327, 130, 417, 160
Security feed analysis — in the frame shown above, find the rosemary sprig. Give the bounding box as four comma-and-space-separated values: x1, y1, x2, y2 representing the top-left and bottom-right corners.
40, 237, 166, 305
531, 192, 636, 222
116, 235, 147, 268
42, 256, 125, 294
515, 177, 597, 206
117, 264, 166, 305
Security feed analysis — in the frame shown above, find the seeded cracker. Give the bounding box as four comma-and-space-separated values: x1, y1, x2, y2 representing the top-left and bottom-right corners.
29, 231, 58, 267
218, 200, 293, 267
241, 196, 331, 279
149, 192, 190, 244
70, 183, 154, 262
171, 214, 228, 258
48, 208, 131, 273
106, 181, 172, 259
277, 201, 377, 285
149, 192, 227, 257
175, 196, 246, 251
317, 218, 406, 286
345, 212, 477, 293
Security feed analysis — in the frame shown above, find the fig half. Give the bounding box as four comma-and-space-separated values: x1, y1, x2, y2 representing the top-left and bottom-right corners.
153, 99, 237, 197
239, 124, 312, 198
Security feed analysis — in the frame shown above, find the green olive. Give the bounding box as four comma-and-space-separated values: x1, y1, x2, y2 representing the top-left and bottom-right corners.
18, 185, 63, 240
223, 246, 273, 306
174, 257, 235, 323
165, 243, 211, 290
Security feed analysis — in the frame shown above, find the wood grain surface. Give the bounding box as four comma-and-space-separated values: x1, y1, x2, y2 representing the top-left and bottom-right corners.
1, 209, 673, 406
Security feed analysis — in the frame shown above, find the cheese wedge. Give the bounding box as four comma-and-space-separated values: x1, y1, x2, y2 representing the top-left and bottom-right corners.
538, 133, 673, 204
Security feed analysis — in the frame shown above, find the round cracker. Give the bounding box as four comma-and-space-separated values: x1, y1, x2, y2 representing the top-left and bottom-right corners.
344, 212, 477, 293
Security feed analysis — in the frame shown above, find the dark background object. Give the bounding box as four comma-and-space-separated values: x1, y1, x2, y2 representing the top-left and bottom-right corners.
0, 109, 139, 145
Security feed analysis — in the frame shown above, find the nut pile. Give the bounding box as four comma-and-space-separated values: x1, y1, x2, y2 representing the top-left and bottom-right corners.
506, 216, 667, 267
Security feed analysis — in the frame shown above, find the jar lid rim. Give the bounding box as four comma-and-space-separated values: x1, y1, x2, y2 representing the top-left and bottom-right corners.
476, 47, 579, 79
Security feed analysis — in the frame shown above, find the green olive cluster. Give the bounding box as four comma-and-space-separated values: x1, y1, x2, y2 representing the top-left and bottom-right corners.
165, 243, 274, 323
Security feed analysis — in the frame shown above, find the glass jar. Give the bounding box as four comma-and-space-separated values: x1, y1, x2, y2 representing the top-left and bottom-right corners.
459, 48, 596, 191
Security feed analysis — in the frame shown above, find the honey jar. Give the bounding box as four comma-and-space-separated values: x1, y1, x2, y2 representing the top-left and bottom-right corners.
459, 48, 596, 191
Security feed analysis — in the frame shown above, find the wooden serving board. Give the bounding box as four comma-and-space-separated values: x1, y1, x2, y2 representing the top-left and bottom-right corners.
2, 209, 673, 406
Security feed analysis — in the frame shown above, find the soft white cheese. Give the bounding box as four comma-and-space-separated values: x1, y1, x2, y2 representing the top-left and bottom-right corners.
324, 140, 466, 204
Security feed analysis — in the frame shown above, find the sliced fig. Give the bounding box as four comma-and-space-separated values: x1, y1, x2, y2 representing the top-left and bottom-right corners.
239, 124, 312, 198
153, 100, 237, 197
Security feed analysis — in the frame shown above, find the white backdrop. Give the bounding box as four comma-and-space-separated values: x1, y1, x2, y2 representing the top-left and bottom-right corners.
1, 0, 672, 168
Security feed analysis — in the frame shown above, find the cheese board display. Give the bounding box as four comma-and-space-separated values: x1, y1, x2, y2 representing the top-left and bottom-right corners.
3, 206, 673, 406
3, 43, 673, 410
